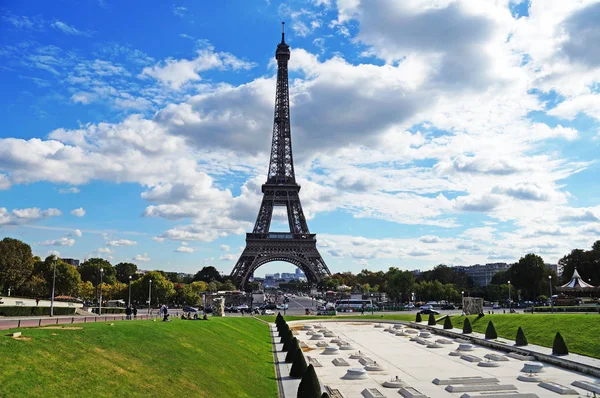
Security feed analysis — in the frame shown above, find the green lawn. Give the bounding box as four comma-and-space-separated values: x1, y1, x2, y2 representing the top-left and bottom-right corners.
262, 313, 600, 359
0, 318, 277, 398
448, 314, 600, 359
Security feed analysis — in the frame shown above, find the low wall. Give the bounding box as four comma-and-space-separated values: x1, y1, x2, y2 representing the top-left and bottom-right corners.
0, 306, 76, 317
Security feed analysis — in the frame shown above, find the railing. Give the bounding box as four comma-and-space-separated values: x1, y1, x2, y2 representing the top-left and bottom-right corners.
0, 313, 160, 331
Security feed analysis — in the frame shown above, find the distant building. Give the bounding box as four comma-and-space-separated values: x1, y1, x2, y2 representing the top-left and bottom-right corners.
454, 263, 510, 287
61, 258, 80, 267
545, 263, 559, 276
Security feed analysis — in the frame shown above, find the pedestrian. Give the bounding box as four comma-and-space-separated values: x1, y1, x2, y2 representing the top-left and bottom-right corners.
36, 297, 40, 306
133, 306, 138, 319
361, 304, 365, 315
126, 306, 132, 320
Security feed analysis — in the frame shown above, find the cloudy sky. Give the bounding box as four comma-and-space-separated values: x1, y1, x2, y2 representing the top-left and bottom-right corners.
1, 0, 599, 276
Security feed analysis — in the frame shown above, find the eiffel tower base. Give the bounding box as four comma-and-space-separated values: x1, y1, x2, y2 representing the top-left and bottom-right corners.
231, 233, 330, 289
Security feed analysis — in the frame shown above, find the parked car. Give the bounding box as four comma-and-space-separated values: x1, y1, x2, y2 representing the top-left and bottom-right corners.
262, 309, 275, 315
182, 306, 199, 313
420, 305, 433, 311
407, 303, 415, 309
441, 304, 455, 310
419, 309, 440, 315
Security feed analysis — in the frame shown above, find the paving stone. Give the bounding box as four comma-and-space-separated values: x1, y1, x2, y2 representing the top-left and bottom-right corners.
459, 393, 540, 398
398, 386, 427, 398
571, 381, 600, 394
307, 356, 323, 367
507, 352, 535, 361
460, 354, 482, 363
433, 377, 499, 385
484, 353, 509, 362
361, 388, 386, 398
332, 358, 350, 366
359, 357, 375, 366
445, 384, 518, 393
538, 381, 578, 395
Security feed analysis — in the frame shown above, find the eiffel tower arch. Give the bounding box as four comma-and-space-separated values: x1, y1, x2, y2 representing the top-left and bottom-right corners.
230, 23, 331, 289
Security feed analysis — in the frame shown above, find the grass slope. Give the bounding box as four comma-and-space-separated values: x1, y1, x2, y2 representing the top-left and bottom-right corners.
449, 314, 600, 359
262, 313, 599, 359
0, 318, 277, 398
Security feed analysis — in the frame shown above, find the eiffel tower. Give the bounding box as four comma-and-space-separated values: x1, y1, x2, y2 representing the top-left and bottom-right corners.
230, 23, 331, 289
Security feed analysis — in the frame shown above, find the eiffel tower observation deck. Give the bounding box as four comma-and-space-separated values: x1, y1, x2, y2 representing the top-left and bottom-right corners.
230, 23, 331, 289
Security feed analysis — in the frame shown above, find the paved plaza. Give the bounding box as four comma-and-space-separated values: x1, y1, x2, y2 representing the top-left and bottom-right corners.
272, 320, 600, 398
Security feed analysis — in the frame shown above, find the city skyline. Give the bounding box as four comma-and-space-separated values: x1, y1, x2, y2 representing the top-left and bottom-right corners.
1, 1, 599, 277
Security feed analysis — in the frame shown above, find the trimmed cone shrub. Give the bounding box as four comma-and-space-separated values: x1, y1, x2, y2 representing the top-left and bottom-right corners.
485, 321, 497, 339
515, 327, 528, 346
552, 332, 569, 356
279, 323, 289, 337
321, 393, 330, 398
463, 317, 472, 334
428, 313, 436, 325
297, 364, 321, 398
276, 313, 283, 326
443, 316, 453, 329
416, 313, 422, 322
290, 348, 308, 378
282, 329, 293, 346
285, 337, 300, 362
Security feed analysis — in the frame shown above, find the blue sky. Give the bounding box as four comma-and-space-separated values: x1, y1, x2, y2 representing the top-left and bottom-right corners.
1, 0, 599, 277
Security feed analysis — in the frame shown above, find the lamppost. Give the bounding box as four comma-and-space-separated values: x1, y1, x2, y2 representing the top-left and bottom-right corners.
548, 275, 553, 312
50, 258, 57, 317
99, 268, 104, 316
148, 279, 152, 315
128, 275, 132, 307
507, 280, 511, 311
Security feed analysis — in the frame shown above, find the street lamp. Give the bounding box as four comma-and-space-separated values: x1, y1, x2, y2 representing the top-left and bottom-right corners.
50, 258, 57, 317
548, 275, 553, 312
148, 279, 152, 315
507, 281, 511, 311
128, 275, 132, 307
99, 268, 104, 316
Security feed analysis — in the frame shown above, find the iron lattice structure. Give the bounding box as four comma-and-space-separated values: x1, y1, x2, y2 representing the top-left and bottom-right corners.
230, 25, 331, 289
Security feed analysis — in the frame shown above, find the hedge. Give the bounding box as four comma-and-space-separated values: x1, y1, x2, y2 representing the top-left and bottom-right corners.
90, 307, 127, 314
0, 306, 76, 317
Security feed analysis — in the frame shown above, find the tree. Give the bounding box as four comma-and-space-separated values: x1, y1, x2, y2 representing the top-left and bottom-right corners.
79, 258, 115, 285
190, 281, 208, 293
0, 237, 34, 294
165, 272, 183, 283
130, 271, 175, 307
115, 262, 138, 284
485, 321, 497, 339
78, 280, 95, 300
386, 267, 415, 303
18, 273, 47, 298
297, 364, 321, 398
511, 254, 546, 300
428, 313, 436, 325
289, 348, 308, 378
444, 316, 453, 329
416, 313, 422, 322
193, 266, 222, 282
463, 317, 472, 334
285, 338, 299, 363
174, 284, 200, 306
218, 280, 236, 291
37, 256, 82, 297
552, 332, 568, 356
515, 327, 528, 346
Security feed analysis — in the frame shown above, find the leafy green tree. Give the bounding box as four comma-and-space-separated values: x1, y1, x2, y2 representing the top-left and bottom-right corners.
115, 262, 138, 284
386, 267, 415, 303
297, 364, 321, 398
37, 256, 81, 296
131, 271, 175, 307
18, 273, 47, 297
173, 283, 200, 306
218, 279, 236, 291
190, 281, 208, 293
0, 237, 34, 294
79, 258, 115, 285
193, 266, 222, 282
78, 280, 95, 300
511, 254, 546, 300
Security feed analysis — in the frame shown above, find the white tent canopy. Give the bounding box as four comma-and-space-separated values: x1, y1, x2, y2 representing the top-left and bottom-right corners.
560, 268, 595, 289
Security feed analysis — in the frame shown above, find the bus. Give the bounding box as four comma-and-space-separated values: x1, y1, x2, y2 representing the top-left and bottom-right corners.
335, 299, 373, 312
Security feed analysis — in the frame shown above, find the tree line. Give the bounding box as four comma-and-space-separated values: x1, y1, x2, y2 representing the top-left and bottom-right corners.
0, 237, 236, 307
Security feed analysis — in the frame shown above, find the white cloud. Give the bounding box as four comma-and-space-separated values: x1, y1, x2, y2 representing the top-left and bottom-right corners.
71, 207, 86, 217
220, 254, 236, 261
51, 20, 91, 36
140, 45, 256, 89
134, 253, 151, 262
219, 244, 230, 252
39, 237, 75, 247
175, 246, 194, 253
59, 187, 80, 194
0, 207, 61, 226
106, 239, 137, 246
172, 6, 187, 18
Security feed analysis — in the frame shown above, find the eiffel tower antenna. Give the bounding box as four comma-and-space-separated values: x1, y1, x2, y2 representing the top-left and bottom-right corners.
230, 24, 331, 289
